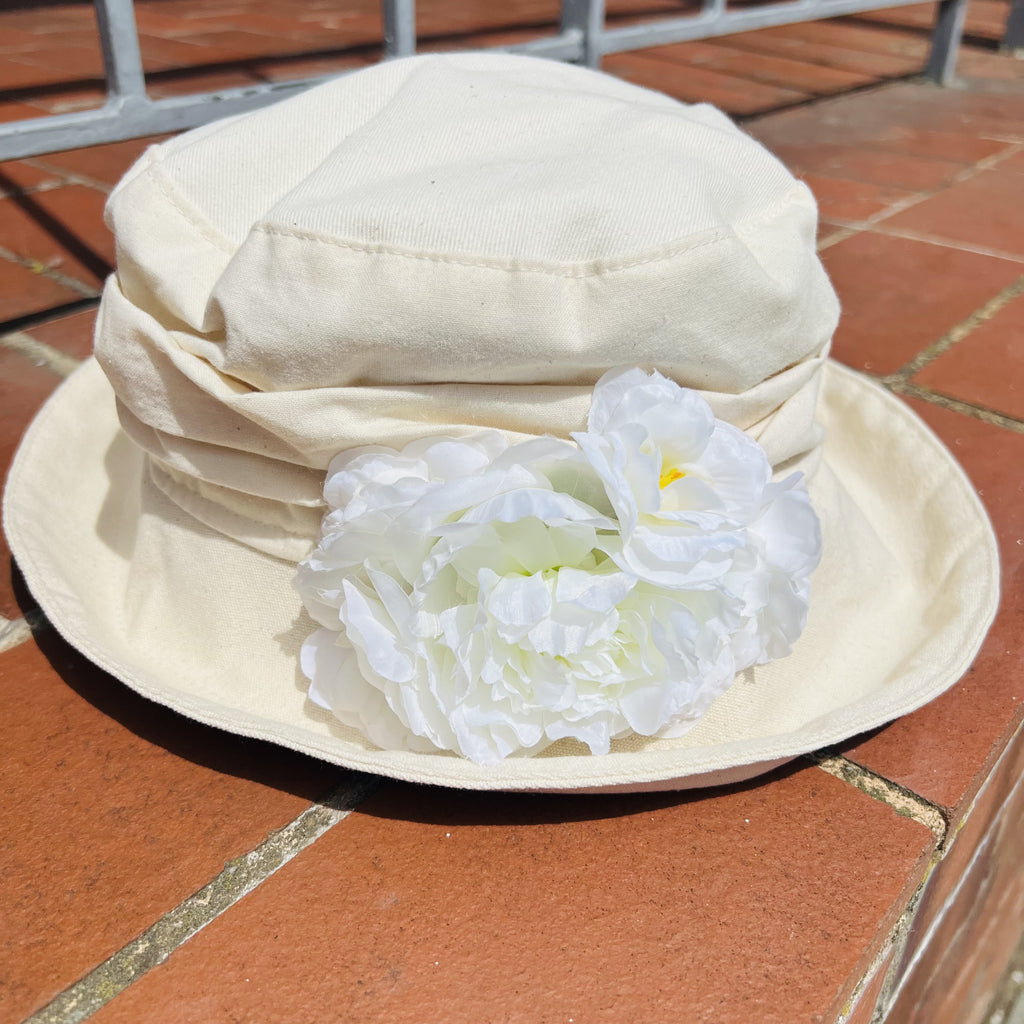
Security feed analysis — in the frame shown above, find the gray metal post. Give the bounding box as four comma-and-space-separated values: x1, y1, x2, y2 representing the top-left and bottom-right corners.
383, 0, 417, 59
923, 0, 967, 84
94, 0, 147, 100
560, 0, 605, 67
1003, 0, 1024, 52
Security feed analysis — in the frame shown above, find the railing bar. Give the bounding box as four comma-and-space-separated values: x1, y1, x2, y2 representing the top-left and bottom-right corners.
382, 0, 417, 58
1004, 0, 1024, 50
93, 0, 147, 100
0, 76, 339, 160
560, 0, 605, 65
497, 32, 586, 61
598, 0, 959, 54
924, 0, 967, 83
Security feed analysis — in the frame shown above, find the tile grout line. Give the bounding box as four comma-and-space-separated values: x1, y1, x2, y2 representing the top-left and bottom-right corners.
781, 749, 952, 1023
868, 269, 1024, 433
801, 752, 951, 1020
806, 751, 948, 841
21, 158, 115, 196
886, 379, 1024, 434
838, 269, 1024, 433
826, 222, 1024, 265
0, 614, 34, 654
0, 245, 100, 299
0, 178, 72, 201
887, 272, 1024, 381
872, 719, 1024, 1021
861, 869, 934, 1024
816, 224, 858, 250
815, 139, 1024, 254
14, 753, 951, 1024
23, 773, 383, 1024
1, 328, 83, 378
836, 882, 929, 1024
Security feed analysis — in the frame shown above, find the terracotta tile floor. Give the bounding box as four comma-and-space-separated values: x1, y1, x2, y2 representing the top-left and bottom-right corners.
1, 1, 1023, 1022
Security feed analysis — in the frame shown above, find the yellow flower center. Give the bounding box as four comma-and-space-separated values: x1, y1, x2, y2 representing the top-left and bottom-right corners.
659, 466, 686, 489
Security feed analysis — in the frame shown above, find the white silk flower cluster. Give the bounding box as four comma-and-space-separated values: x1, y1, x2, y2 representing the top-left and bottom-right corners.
294, 368, 822, 764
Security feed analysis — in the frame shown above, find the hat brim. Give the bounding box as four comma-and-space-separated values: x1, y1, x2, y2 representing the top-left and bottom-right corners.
4, 358, 998, 791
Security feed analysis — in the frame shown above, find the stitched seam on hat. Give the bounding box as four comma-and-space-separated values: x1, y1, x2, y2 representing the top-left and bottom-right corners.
124, 163, 811, 275
251, 222, 736, 277
147, 162, 236, 256
249, 183, 813, 279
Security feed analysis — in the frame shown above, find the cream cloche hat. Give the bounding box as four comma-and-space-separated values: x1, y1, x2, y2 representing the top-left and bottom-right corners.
4, 53, 998, 791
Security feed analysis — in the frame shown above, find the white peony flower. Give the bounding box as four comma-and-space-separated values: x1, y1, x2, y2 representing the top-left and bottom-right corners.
295, 369, 822, 764
575, 367, 821, 665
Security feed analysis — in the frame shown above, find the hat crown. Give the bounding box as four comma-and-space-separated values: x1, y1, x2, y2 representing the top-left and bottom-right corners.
105, 54, 836, 395
208, 59, 793, 264
96, 54, 837, 561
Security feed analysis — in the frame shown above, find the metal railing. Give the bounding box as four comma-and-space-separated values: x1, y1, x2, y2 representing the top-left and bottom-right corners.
0, 0, 976, 160
1005, 0, 1024, 50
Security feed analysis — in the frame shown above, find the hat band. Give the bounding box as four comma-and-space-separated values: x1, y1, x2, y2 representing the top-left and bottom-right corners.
148, 460, 319, 563
132, 348, 828, 564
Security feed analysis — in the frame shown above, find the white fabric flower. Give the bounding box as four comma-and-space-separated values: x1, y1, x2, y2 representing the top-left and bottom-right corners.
573, 367, 821, 662
295, 369, 821, 764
